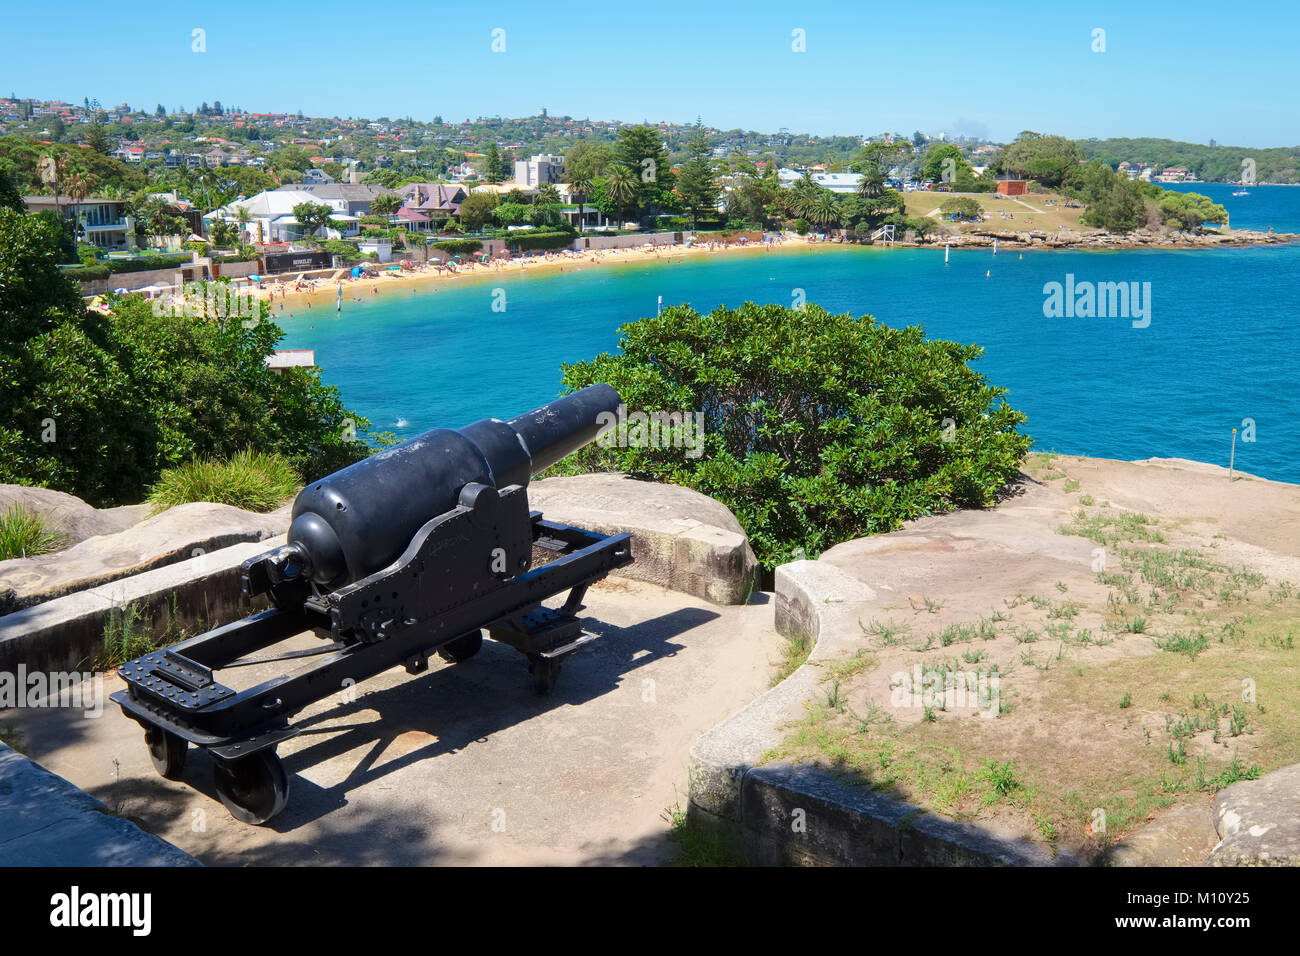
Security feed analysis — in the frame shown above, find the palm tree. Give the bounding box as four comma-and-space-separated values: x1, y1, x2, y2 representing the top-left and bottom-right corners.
566, 174, 593, 232
807, 190, 842, 234
856, 161, 886, 199
236, 206, 250, 245
534, 182, 561, 205
64, 172, 92, 247
371, 192, 401, 217
604, 165, 637, 229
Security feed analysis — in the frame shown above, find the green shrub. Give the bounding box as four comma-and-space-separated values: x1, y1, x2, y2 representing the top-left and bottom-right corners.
556, 302, 1032, 569
792, 218, 810, 235
106, 254, 189, 275
512, 230, 576, 252
146, 449, 300, 514
2, 215, 372, 506
63, 263, 109, 280
432, 238, 483, 254
0, 503, 68, 560
940, 197, 983, 220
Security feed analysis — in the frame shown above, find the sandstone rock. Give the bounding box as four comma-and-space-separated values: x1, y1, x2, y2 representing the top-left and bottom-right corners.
0, 502, 290, 614
528, 474, 757, 604
1210, 763, 1300, 866
0, 484, 149, 548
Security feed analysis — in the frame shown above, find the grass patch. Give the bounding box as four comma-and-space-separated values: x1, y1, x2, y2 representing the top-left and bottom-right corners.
94, 595, 203, 670
661, 803, 748, 866
1059, 509, 1164, 548
771, 631, 813, 686
146, 449, 299, 514
0, 503, 68, 560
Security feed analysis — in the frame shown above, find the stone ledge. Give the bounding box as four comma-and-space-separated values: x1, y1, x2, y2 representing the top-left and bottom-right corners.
0, 743, 197, 866
0, 501, 290, 615
529, 474, 757, 605
688, 557, 1061, 865
0, 541, 271, 673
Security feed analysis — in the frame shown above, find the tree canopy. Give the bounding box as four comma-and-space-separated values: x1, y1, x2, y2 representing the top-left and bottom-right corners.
556, 301, 1032, 568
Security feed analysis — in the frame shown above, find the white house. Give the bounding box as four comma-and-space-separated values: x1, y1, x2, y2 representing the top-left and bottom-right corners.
203, 189, 359, 243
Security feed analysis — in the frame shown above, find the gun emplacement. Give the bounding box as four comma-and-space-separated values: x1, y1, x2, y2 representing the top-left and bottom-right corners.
110, 385, 633, 824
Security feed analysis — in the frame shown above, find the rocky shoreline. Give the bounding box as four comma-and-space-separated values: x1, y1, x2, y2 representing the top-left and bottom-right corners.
902, 227, 1296, 251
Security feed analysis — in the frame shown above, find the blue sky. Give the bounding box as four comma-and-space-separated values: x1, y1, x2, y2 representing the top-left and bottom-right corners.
2, 0, 1297, 146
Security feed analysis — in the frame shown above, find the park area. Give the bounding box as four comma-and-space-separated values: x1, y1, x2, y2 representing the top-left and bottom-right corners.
903, 190, 1089, 234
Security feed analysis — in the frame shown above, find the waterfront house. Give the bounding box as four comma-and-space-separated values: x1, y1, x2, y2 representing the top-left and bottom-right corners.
204, 189, 360, 243
397, 183, 466, 227
276, 182, 396, 217
24, 195, 135, 249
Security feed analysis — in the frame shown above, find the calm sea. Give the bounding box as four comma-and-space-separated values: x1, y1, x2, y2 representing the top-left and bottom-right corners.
279, 184, 1300, 484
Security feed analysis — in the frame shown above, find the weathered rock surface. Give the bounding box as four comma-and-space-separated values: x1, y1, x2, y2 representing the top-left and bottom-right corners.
529, 474, 757, 605
1108, 802, 1220, 866
0, 484, 149, 547
1211, 763, 1300, 866
0, 502, 290, 614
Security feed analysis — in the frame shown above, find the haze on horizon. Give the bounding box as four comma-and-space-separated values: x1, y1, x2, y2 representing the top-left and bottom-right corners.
2, 0, 1298, 148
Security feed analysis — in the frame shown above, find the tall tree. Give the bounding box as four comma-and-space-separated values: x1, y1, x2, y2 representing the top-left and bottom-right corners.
675, 128, 719, 229
567, 174, 593, 232
614, 125, 674, 223
603, 165, 637, 229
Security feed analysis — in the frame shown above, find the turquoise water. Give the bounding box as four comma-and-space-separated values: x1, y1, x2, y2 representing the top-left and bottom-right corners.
279, 189, 1300, 484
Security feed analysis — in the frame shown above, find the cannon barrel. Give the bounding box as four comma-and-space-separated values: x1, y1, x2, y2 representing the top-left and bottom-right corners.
284, 384, 621, 589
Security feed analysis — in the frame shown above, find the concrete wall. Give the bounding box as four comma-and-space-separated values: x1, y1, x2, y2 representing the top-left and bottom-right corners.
577, 232, 685, 251
81, 267, 187, 295
212, 259, 260, 279
0, 543, 269, 674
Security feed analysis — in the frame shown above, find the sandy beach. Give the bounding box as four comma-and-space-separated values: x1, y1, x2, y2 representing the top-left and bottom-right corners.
248, 235, 802, 314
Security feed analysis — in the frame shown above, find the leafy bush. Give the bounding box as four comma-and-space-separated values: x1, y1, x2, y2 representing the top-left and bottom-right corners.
1158, 191, 1228, 232
556, 302, 1032, 569
63, 263, 110, 280
432, 238, 483, 254
105, 254, 190, 275
146, 449, 300, 514
792, 218, 810, 235
0, 503, 68, 560
940, 197, 983, 220
512, 231, 576, 251
2, 208, 373, 505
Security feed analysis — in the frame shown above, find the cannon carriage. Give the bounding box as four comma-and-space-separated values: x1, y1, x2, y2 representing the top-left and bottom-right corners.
110, 385, 632, 824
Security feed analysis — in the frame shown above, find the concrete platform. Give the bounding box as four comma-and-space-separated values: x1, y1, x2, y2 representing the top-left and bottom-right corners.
1, 578, 782, 865
0, 743, 197, 866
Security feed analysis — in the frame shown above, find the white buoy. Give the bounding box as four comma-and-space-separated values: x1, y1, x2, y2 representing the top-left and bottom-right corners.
1229, 427, 1237, 480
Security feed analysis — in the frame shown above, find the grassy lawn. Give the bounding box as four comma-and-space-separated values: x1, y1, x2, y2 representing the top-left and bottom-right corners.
903, 190, 1088, 234
763, 453, 1300, 862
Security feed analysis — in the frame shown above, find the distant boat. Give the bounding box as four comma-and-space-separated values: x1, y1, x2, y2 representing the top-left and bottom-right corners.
1233, 189, 1250, 196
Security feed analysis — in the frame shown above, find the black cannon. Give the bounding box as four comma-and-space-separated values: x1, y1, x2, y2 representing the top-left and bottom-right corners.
110, 385, 632, 824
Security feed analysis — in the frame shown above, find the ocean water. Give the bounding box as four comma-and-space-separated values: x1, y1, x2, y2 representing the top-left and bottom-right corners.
279, 187, 1300, 484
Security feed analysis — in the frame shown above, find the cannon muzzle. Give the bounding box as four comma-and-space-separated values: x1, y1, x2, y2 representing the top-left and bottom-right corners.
282, 384, 620, 589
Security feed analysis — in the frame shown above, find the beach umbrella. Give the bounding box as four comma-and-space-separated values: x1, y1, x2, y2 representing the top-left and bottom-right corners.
113, 287, 129, 294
